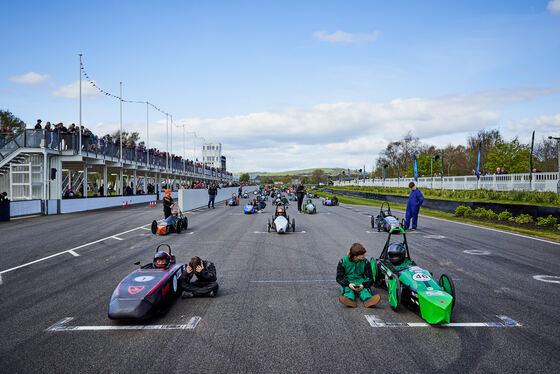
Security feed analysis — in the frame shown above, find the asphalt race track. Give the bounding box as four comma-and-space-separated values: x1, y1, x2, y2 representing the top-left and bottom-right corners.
1, 198, 559, 373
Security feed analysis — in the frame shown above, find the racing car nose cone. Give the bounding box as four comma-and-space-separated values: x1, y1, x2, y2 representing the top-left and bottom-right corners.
108, 298, 154, 320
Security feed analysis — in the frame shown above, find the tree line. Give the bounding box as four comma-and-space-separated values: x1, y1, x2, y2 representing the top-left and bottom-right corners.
373, 130, 558, 178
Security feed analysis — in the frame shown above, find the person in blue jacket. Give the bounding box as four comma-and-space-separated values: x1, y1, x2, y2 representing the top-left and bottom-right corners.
405, 182, 424, 231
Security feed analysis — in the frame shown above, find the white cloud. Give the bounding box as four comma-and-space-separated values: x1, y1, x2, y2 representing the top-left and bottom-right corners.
81, 87, 559, 172
314, 30, 380, 43
548, 0, 560, 15
52, 80, 103, 99
506, 114, 560, 135
8, 72, 51, 84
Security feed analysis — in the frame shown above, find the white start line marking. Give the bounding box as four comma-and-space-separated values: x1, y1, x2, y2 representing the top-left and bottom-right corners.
0, 224, 152, 276
67, 250, 80, 257
533, 275, 560, 284
364, 314, 521, 328
253, 231, 307, 234
46, 316, 202, 331
463, 249, 491, 255
423, 235, 446, 239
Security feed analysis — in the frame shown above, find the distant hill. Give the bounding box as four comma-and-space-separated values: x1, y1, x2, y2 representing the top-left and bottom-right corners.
237, 168, 347, 176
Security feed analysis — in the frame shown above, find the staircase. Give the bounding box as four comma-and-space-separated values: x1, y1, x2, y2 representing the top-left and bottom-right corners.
62, 171, 85, 193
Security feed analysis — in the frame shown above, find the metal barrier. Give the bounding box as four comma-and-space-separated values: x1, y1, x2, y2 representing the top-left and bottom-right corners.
334, 172, 559, 192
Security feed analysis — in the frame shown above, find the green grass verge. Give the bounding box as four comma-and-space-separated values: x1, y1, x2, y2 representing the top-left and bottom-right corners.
315, 191, 560, 242
328, 185, 560, 207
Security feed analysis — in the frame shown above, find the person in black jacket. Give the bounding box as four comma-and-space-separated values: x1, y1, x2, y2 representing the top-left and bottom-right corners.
208, 183, 218, 208
163, 189, 174, 218
180, 256, 219, 298
296, 182, 305, 212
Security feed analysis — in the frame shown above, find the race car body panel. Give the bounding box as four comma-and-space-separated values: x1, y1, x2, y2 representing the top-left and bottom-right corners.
274, 216, 289, 233
244, 205, 255, 214
108, 263, 184, 320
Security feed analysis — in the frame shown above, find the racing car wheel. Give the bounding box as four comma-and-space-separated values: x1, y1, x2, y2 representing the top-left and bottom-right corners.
151, 220, 158, 235
371, 216, 375, 229
291, 218, 295, 232
182, 217, 188, 231
439, 274, 456, 310
176, 221, 182, 234
267, 219, 271, 232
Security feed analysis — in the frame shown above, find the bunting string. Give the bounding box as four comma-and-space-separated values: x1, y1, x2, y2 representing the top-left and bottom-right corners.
80, 58, 170, 117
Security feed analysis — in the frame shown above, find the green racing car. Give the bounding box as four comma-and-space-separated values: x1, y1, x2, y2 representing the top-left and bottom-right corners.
371, 228, 456, 324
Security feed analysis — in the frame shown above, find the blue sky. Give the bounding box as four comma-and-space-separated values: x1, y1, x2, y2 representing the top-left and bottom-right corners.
2, 0, 560, 172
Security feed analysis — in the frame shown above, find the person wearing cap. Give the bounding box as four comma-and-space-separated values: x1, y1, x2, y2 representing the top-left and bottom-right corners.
404, 181, 424, 231
34, 119, 42, 129
336, 242, 380, 308
163, 189, 174, 219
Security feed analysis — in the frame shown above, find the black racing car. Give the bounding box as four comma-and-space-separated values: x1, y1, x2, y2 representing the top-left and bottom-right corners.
108, 244, 185, 320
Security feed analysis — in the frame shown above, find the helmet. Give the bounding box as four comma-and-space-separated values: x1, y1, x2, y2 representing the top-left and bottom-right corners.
387, 243, 405, 265
153, 251, 171, 268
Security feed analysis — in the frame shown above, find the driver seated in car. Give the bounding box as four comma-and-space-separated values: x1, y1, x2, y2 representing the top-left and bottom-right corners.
332, 195, 338, 205
180, 256, 219, 298
154, 251, 171, 269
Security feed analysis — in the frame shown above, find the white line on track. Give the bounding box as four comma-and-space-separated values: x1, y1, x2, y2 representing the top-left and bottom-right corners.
416, 213, 560, 246
67, 250, 80, 257
46, 316, 202, 331
111, 236, 124, 241
0, 224, 151, 276
364, 314, 521, 328
253, 231, 307, 234
140, 227, 151, 231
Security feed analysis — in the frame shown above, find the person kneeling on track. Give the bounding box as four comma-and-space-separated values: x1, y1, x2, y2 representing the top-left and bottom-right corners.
163, 189, 174, 219
336, 243, 380, 308
180, 256, 219, 298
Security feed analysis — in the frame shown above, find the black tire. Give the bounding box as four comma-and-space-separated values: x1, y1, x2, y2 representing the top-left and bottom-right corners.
371, 216, 375, 228
292, 218, 295, 232
151, 220, 157, 235
267, 219, 271, 233
439, 274, 456, 310
176, 222, 182, 234
183, 217, 189, 230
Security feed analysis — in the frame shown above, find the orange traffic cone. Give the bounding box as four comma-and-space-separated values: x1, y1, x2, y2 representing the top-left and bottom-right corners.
129, 200, 133, 207
122, 201, 125, 208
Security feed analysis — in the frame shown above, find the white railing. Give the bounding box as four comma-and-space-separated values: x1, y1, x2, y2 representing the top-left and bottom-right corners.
334, 172, 559, 192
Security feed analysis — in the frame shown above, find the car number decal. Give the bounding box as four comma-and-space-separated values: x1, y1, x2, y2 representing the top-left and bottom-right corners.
412, 273, 431, 282
128, 285, 145, 295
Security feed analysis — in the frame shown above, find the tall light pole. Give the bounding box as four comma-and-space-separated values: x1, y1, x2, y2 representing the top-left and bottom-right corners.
119, 81, 123, 196
119, 82, 123, 162
165, 113, 169, 170
170, 114, 173, 169
146, 101, 149, 165
78, 53, 82, 153
549, 136, 560, 194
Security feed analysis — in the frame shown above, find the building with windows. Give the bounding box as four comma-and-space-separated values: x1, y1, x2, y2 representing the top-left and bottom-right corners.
201, 143, 222, 169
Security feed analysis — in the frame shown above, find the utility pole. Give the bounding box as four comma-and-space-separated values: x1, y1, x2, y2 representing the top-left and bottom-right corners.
78, 53, 82, 153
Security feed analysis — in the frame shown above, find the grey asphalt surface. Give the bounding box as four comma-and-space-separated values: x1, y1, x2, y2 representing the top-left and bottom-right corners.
0, 197, 559, 373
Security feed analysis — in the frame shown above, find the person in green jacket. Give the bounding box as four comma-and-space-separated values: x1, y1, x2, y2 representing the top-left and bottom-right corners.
336, 243, 380, 308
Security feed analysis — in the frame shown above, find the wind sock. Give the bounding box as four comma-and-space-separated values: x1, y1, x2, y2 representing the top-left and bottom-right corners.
476, 142, 481, 180
348, 168, 351, 182
413, 156, 418, 182
363, 165, 366, 182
